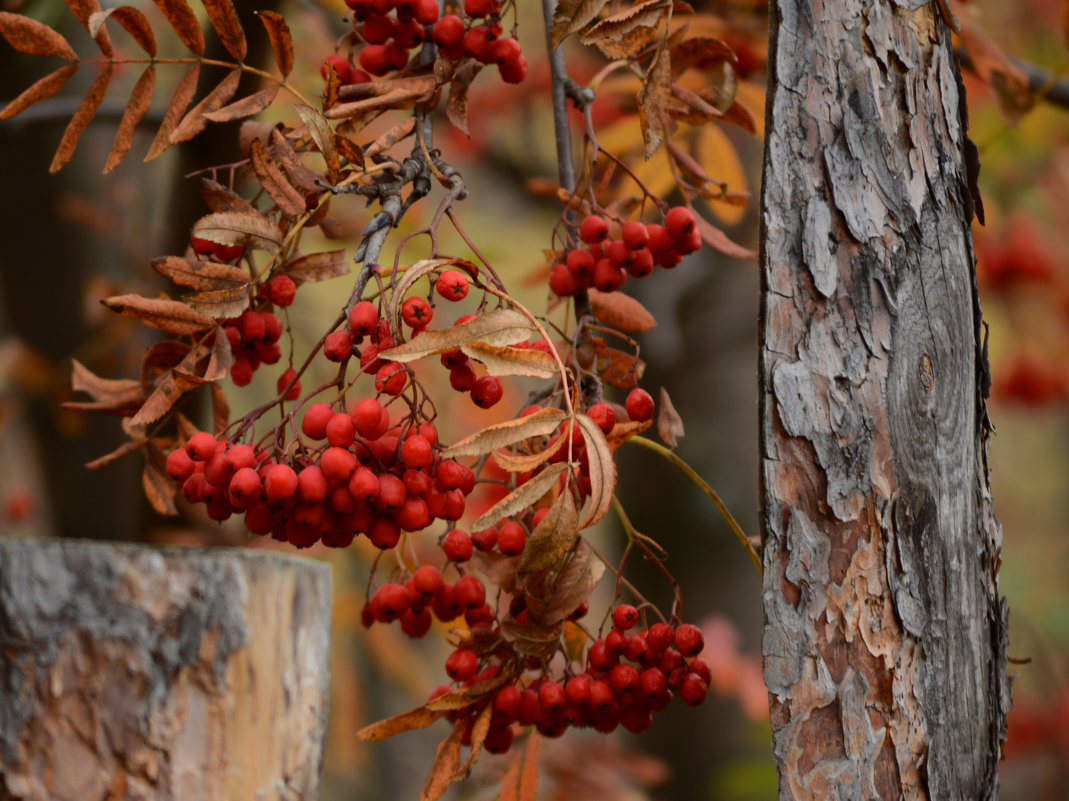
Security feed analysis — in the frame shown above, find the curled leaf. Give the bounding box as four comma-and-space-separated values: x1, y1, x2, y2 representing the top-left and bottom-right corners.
192, 211, 281, 254
574, 414, 616, 529
357, 705, 446, 742
460, 342, 557, 379
518, 489, 578, 574
656, 387, 684, 447
102, 294, 214, 335
0, 12, 78, 59
443, 407, 566, 459
588, 289, 657, 332
282, 250, 349, 283
380, 308, 537, 363
471, 463, 569, 531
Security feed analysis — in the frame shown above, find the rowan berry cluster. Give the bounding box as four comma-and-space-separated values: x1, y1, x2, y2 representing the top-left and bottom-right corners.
550, 207, 702, 297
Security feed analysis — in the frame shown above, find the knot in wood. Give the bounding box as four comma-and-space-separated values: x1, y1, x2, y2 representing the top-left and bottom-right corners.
918, 352, 934, 392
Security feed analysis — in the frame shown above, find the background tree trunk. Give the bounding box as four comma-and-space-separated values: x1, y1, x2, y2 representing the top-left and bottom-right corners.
759, 2, 1010, 799
0, 540, 332, 801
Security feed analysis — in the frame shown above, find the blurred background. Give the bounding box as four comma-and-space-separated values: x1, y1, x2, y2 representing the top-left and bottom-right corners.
0, 0, 1066, 799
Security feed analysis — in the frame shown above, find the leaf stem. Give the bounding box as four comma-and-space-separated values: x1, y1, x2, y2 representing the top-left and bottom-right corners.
629, 436, 762, 574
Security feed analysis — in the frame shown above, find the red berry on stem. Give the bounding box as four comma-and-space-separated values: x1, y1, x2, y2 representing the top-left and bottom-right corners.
401, 296, 433, 328
325, 412, 357, 448
321, 54, 355, 83
471, 375, 503, 408
186, 431, 218, 462
436, 269, 469, 301
349, 301, 379, 337
497, 520, 526, 556
625, 387, 655, 422
265, 464, 299, 503
324, 330, 353, 362
621, 220, 649, 250
445, 648, 479, 681
665, 205, 697, 238
443, 529, 474, 563
674, 622, 705, 656
277, 368, 300, 401
266, 274, 297, 307
579, 214, 610, 244
302, 403, 333, 440
587, 401, 616, 434
612, 604, 639, 631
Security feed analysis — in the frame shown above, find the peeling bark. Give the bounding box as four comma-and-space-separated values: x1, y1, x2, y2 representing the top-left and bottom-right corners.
0, 540, 332, 801
759, 2, 1009, 800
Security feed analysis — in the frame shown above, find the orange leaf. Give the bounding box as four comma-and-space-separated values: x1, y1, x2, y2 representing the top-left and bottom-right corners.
49, 64, 113, 173
0, 63, 79, 121
0, 12, 78, 59
202, 0, 246, 61
201, 84, 281, 124
381, 308, 536, 362
588, 289, 657, 331
419, 724, 464, 801
282, 250, 349, 283
357, 704, 446, 742
257, 11, 293, 77
269, 128, 321, 192
249, 137, 306, 217
364, 115, 415, 160
447, 61, 480, 135
101, 294, 215, 335
606, 418, 651, 449
199, 177, 258, 214
145, 64, 200, 161
152, 0, 204, 55
574, 414, 615, 529
84, 439, 144, 470
65, 0, 114, 57
152, 256, 251, 292
169, 69, 240, 145
500, 732, 540, 801
89, 7, 156, 56
104, 65, 155, 174
70, 358, 143, 410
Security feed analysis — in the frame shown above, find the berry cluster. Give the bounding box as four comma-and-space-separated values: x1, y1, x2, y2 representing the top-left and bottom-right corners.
430, 6, 527, 84
165, 409, 478, 549
549, 207, 702, 297
423, 605, 709, 754
220, 275, 299, 389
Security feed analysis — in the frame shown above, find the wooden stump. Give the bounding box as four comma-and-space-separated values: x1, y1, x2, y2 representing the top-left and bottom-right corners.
0, 539, 332, 801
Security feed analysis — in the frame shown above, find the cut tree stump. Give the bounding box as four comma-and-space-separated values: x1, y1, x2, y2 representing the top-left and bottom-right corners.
0, 539, 332, 801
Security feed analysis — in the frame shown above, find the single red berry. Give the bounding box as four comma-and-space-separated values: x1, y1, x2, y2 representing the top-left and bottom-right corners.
436, 269, 469, 301
368, 515, 401, 548
372, 582, 411, 622
498, 53, 527, 83
606, 628, 627, 656
401, 296, 433, 328
392, 17, 425, 49
413, 0, 439, 23
445, 648, 479, 681
674, 623, 705, 657
324, 330, 353, 362
401, 433, 433, 469
264, 463, 299, 503
431, 14, 465, 49
349, 301, 380, 337
226, 467, 262, 509
471, 525, 498, 551
186, 431, 218, 462
348, 466, 380, 503
538, 681, 566, 715
267, 274, 297, 307
566, 248, 595, 282
625, 387, 655, 422
484, 725, 514, 755
588, 679, 614, 711
449, 362, 477, 392
375, 362, 408, 395
166, 448, 196, 481
627, 248, 655, 279
442, 529, 474, 563
471, 375, 503, 408
647, 622, 675, 653
262, 312, 283, 344
612, 604, 639, 631
191, 236, 219, 256
359, 43, 389, 75
679, 673, 708, 705
361, 13, 394, 45
579, 214, 610, 244
621, 221, 650, 250
565, 674, 591, 706
454, 573, 485, 608
688, 656, 712, 686
325, 412, 357, 448
549, 262, 581, 296
320, 447, 357, 481
619, 703, 653, 734
665, 205, 697, 238
464, 0, 500, 16
297, 464, 329, 503
321, 54, 355, 84
491, 37, 522, 66
400, 607, 433, 637
493, 685, 522, 719
592, 258, 625, 292
277, 368, 300, 401
609, 663, 640, 697
412, 564, 444, 598
624, 633, 650, 664
350, 398, 384, 438
587, 401, 616, 434
215, 242, 244, 261
395, 496, 431, 531
646, 223, 673, 253
402, 468, 432, 497
497, 520, 526, 556
301, 403, 334, 440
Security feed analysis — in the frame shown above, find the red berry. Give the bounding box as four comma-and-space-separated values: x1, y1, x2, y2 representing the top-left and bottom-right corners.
349, 301, 380, 337
498, 53, 527, 83
321, 54, 355, 83
665, 205, 696, 238
471, 525, 498, 551
227, 467, 262, 509
351, 398, 384, 438
215, 242, 244, 261
579, 214, 610, 244
609, 663, 639, 697
375, 362, 408, 395
277, 368, 300, 401
436, 269, 469, 301
320, 447, 357, 481
302, 403, 334, 440
646, 223, 673, 253
612, 604, 639, 631
324, 330, 353, 362
298, 465, 328, 503
449, 362, 476, 392
368, 515, 401, 548
442, 529, 474, 563
647, 622, 675, 653
401, 296, 433, 328
412, 565, 444, 598
262, 312, 283, 343
464, 0, 499, 16
454, 573, 485, 607
627, 248, 655, 279
413, 0, 439, 23
192, 236, 218, 256
166, 448, 196, 481
565, 674, 591, 706
566, 248, 595, 282
431, 14, 465, 49
494, 686, 521, 719
497, 520, 526, 556
445, 648, 479, 681
401, 433, 433, 468
538, 681, 566, 715
679, 673, 708, 705
471, 376, 503, 408
549, 262, 581, 296
400, 607, 433, 637
395, 496, 430, 531
372, 582, 411, 622
361, 13, 394, 44
186, 431, 218, 462
325, 412, 357, 448
267, 274, 297, 307
359, 43, 389, 75
587, 401, 616, 434
625, 387, 655, 422
264, 463, 299, 502
491, 37, 522, 66
392, 17, 425, 49
674, 623, 704, 657
348, 466, 380, 503
621, 221, 649, 250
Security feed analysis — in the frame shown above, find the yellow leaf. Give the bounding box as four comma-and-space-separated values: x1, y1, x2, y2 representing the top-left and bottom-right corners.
697, 125, 748, 225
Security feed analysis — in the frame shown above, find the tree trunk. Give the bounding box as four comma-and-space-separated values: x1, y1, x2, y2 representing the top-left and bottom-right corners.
758, 2, 1010, 799
0, 540, 332, 801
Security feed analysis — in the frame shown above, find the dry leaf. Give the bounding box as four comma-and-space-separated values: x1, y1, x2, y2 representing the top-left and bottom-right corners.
199, 177, 259, 214
192, 211, 282, 254
202, 0, 246, 61
104, 66, 155, 173
249, 137, 306, 216
606, 419, 651, 449
491, 433, 567, 474
588, 289, 657, 331
65, 0, 114, 57
50, 64, 113, 173
257, 11, 293, 77
145, 64, 200, 161
471, 463, 569, 531
183, 286, 250, 319
573, 414, 615, 528
89, 7, 156, 56
638, 45, 671, 159
142, 446, 178, 515
524, 537, 605, 627
152, 0, 205, 55
447, 61, 480, 135
365, 115, 416, 159
0, 12, 78, 59
282, 250, 349, 283
169, 69, 240, 145
581, 0, 666, 58
357, 704, 446, 742
295, 103, 340, 183
443, 407, 567, 459
0, 63, 79, 121
656, 387, 684, 447
460, 342, 557, 379
380, 308, 537, 362
102, 294, 215, 335
550, 0, 610, 48
419, 723, 464, 801
518, 489, 578, 574
692, 211, 755, 259
85, 439, 144, 470
202, 84, 281, 124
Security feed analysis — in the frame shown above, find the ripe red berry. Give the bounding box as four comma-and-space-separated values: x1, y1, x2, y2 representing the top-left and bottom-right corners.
565, 674, 591, 706
301, 402, 333, 440
392, 17, 425, 49
471, 375, 503, 408
624, 387, 655, 422
361, 13, 394, 45
264, 463, 299, 502
368, 515, 401, 548
227, 467, 262, 509
586, 401, 616, 434
609, 663, 640, 696
215, 242, 244, 261
413, 0, 439, 23
454, 573, 485, 608
679, 673, 708, 706
277, 368, 301, 401
431, 14, 465, 49
324, 330, 353, 362
401, 296, 433, 328
401, 607, 433, 637
191, 235, 218, 256
646, 223, 673, 253
395, 496, 430, 531
441, 528, 473, 563
621, 220, 649, 250
371, 582, 411, 622
412, 564, 444, 598
464, 0, 499, 16
166, 448, 196, 481
348, 466, 380, 503
401, 433, 433, 468
320, 447, 357, 481
491, 37, 522, 66
325, 412, 357, 448
538, 681, 566, 715
321, 54, 355, 84
674, 623, 705, 657
375, 362, 408, 395
445, 647, 479, 681
498, 53, 527, 83
579, 214, 610, 244
647, 622, 675, 653
435, 269, 469, 301
186, 431, 218, 462
266, 274, 297, 307
359, 43, 389, 75
471, 525, 498, 551
592, 258, 625, 292
349, 301, 380, 337
497, 520, 526, 556
665, 205, 697, 238
449, 362, 476, 392
350, 397, 383, 438
493, 685, 522, 719
627, 248, 655, 279
612, 604, 639, 631
297, 464, 328, 503
566, 248, 595, 282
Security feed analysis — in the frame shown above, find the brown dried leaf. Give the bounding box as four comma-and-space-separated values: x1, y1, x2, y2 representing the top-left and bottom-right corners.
581, 0, 665, 54
606, 418, 651, 449
721, 99, 757, 135
549, 0, 610, 48
669, 36, 736, 76
426, 675, 509, 711
500, 732, 540, 801
491, 433, 567, 474
256, 10, 293, 77
201, 84, 281, 124
656, 387, 684, 447
442, 407, 566, 459
471, 463, 569, 531
204, 327, 233, 383
89, 7, 155, 56
104, 66, 155, 174
458, 704, 494, 776
0, 12, 78, 59
295, 103, 339, 183
518, 489, 578, 574
693, 211, 755, 258
282, 250, 349, 283
203, 0, 245, 61
249, 137, 306, 216
101, 294, 214, 335
594, 340, 644, 389
357, 704, 446, 742
142, 446, 178, 515
192, 211, 282, 254
364, 115, 415, 160
85, 439, 144, 470
326, 76, 438, 120
145, 64, 200, 161
49, 64, 112, 173
333, 134, 365, 169
591, 19, 660, 59
447, 61, 480, 135
199, 177, 259, 214
71, 359, 142, 404
588, 289, 657, 331
169, 68, 240, 145
152, 0, 204, 55
638, 45, 671, 159
380, 308, 537, 363
524, 536, 605, 627
183, 286, 250, 319
130, 344, 208, 427
574, 414, 615, 528
419, 722, 464, 801
65, 0, 113, 57
668, 82, 719, 123
460, 342, 557, 379
270, 128, 321, 192
0, 63, 79, 121
499, 618, 564, 660
210, 382, 229, 434
141, 341, 192, 384
667, 138, 717, 190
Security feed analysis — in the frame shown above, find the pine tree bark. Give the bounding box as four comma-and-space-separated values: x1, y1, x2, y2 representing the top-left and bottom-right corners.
759, 2, 1010, 799
0, 540, 332, 801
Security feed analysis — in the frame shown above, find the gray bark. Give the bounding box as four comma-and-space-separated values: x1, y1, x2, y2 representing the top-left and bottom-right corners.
759, 2, 1009, 800
0, 539, 332, 801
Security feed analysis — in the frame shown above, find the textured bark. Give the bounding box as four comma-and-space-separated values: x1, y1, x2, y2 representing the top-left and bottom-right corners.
0, 540, 332, 801
758, 2, 1009, 800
